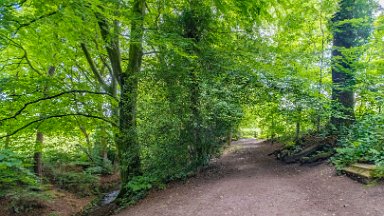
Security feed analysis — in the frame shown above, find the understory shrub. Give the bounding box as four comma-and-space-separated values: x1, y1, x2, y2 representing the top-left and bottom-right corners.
43, 150, 100, 196
0, 149, 39, 195
0, 149, 51, 213
53, 171, 99, 196
373, 164, 384, 178
7, 189, 50, 214
332, 114, 384, 170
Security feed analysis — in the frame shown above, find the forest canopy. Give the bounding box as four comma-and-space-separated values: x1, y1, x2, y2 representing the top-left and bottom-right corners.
0, 0, 383, 213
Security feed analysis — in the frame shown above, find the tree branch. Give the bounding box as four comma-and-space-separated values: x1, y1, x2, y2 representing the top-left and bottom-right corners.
0, 34, 42, 75
0, 113, 117, 139
1, 0, 27, 9
96, 14, 123, 85
0, 90, 117, 123
15, 11, 58, 34
81, 43, 111, 93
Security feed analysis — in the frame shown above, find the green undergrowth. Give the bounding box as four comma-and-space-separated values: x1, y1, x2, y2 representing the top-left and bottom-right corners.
332, 114, 384, 177
0, 149, 51, 213
0, 146, 119, 214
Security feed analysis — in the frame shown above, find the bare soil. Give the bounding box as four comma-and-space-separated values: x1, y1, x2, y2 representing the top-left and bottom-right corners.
0, 189, 93, 216
116, 139, 384, 216
0, 173, 120, 216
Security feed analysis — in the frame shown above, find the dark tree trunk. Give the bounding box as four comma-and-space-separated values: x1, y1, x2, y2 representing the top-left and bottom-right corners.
331, 37, 355, 129
181, 0, 207, 163
330, 0, 373, 131
117, 0, 145, 198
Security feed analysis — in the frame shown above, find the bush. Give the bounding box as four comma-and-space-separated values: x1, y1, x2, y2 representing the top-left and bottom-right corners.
53, 171, 99, 196
85, 158, 114, 175
7, 189, 50, 214
0, 149, 51, 213
0, 149, 39, 196
373, 164, 384, 178
332, 114, 384, 169
119, 175, 164, 205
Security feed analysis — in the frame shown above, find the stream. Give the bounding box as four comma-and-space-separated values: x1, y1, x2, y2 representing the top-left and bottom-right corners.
100, 190, 120, 206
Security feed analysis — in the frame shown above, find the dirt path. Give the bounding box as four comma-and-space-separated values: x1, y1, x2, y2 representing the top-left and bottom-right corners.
116, 139, 384, 216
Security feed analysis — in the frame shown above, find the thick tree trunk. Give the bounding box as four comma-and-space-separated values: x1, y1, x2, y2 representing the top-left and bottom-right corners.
182, 0, 206, 163
117, 0, 145, 198
331, 62, 355, 129
330, 0, 372, 132
331, 44, 355, 129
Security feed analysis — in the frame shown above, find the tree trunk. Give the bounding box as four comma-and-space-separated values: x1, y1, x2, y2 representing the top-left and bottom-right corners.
182, 0, 206, 163
295, 121, 300, 142
330, 0, 373, 132
331, 38, 355, 129
117, 0, 145, 198
33, 66, 56, 177
34, 131, 43, 177
295, 106, 302, 142
79, 125, 91, 150
226, 128, 232, 146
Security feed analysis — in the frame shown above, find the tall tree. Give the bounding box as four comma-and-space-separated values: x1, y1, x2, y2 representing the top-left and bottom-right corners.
330, 0, 373, 131
117, 0, 146, 198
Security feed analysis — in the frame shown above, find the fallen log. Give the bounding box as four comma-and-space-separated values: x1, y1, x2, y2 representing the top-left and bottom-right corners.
300, 150, 334, 164
282, 143, 323, 163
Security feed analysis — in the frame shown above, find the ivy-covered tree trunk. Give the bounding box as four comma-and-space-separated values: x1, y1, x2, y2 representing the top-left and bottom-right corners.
331, 0, 373, 131
117, 0, 145, 198
181, 0, 208, 165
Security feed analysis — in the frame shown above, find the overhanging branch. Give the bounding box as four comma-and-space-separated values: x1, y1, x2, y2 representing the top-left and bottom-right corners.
0, 113, 117, 139
81, 43, 111, 93
0, 90, 117, 123
15, 11, 58, 34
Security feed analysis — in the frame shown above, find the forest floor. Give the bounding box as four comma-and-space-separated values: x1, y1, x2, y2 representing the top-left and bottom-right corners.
116, 139, 384, 216
0, 173, 120, 216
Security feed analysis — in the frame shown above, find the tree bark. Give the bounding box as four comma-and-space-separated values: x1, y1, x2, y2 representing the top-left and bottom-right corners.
182, 0, 206, 163
117, 0, 145, 198
330, 0, 373, 131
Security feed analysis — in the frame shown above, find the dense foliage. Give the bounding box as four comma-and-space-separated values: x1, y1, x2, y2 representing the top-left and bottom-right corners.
0, 0, 383, 212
